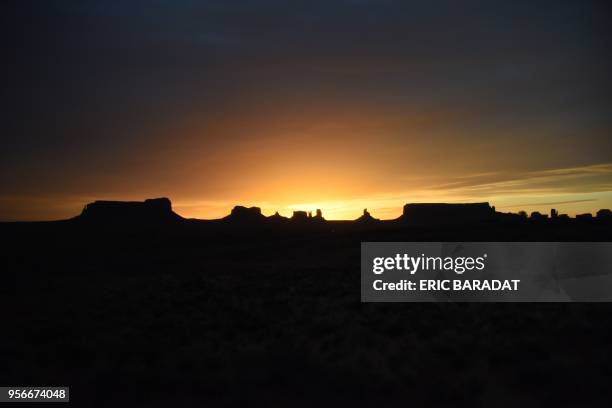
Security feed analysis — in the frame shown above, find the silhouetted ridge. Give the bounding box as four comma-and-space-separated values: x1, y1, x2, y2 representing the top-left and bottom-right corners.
70, 198, 610, 227
225, 206, 266, 222
291, 211, 309, 221
400, 202, 495, 225
291, 209, 326, 222
597, 209, 612, 219
78, 197, 181, 224
356, 208, 379, 223
268, 211, 289, 223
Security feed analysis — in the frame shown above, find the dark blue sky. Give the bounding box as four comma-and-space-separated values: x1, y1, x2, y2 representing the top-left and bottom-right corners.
2, 0, 612, 220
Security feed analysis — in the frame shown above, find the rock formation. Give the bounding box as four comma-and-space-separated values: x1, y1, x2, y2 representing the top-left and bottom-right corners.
78, 197, 181, 224
400, 202, 495, 225
356, 208, 379, 223
291, 210, 309, 221
597, 209, 611, 219
225, 206, 266, 222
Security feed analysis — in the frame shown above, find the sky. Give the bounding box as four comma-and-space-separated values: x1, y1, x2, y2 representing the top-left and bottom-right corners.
2, 0, 612, 220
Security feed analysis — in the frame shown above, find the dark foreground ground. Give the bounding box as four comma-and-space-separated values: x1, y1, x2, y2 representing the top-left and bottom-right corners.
2, 219, 612, 407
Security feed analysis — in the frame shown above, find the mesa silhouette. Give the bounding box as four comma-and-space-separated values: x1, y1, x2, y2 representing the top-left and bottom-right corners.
79, 197, 182, 223
74, 197, 612, 227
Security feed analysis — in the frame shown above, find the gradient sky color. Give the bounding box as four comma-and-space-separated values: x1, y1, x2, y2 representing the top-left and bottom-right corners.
2, 0, 612, 220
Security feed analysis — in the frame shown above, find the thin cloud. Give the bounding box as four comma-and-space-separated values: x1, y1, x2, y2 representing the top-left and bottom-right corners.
498, 199, 597, 209
427, 163, 612, 197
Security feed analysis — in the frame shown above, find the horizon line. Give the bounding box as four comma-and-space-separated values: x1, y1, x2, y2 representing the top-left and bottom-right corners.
2, 198, 611, 223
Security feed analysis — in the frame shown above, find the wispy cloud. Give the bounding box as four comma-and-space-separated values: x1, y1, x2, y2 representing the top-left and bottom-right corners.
497, 199, 597, 209
426, 163, 612, 197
